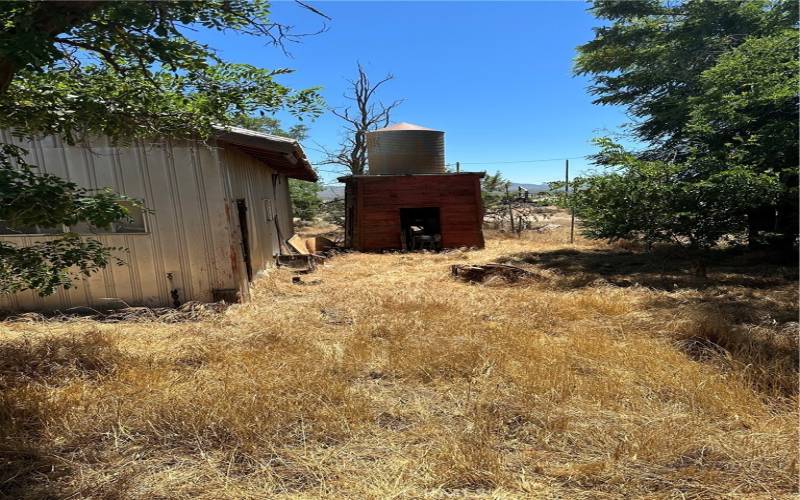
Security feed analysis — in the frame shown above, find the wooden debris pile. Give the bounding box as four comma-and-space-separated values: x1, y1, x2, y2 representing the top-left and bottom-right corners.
450, 263, 536, 283
280, 235, 340, 275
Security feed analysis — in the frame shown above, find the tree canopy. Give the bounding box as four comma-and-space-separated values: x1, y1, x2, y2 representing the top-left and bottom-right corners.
0, 1, 323, 143
0, 0, 324, 295
575, 0, 796, 152
570, 0, 798, 253
568, 139, 779, 249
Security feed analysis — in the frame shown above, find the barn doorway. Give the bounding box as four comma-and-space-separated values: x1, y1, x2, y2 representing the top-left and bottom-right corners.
400, 207, 441, 251
236, 199, 253, 281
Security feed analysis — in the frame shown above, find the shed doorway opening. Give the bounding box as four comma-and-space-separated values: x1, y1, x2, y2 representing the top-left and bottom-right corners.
236, 199, 253, 281
400, 207, 441, 251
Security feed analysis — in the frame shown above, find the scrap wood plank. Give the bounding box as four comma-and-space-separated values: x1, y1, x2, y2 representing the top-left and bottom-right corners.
305, 236, 335, 254
450, 263, 534, 283
287, 234, 310, 255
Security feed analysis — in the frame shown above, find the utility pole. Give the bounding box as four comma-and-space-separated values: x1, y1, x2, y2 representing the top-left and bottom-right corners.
565, 159, 574, 244
455, 161, 460, 173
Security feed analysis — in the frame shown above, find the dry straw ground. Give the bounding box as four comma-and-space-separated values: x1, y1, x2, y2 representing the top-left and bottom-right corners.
1, 226, 797, 499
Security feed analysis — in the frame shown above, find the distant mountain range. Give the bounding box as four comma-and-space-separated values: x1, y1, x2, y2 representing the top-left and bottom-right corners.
318, 182, 552, 201
319, 185, 345, 201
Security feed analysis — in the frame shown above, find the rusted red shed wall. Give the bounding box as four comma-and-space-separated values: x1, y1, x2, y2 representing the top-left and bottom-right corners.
347, 174, 484, 250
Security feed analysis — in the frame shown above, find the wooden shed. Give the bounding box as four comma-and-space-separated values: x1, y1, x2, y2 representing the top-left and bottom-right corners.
338, 122, 485, 252
339, 172, 485, 251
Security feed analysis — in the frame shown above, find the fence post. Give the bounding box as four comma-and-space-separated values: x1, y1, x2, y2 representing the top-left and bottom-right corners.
505, 182, 515, 234
565, 159, 574, 243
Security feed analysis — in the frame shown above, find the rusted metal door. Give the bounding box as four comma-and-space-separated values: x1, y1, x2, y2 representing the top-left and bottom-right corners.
236, 199, 253, 281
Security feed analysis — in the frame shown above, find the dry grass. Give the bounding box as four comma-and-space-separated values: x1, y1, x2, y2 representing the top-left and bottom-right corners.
1, 226, 797, 498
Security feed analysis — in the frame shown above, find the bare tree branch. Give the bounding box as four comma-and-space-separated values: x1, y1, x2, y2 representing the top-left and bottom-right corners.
324, 64, 404, 175
53, 37, 124, 74
294, 0, 332, 21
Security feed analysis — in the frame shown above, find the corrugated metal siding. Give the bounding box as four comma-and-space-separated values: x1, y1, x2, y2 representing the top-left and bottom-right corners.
219, 146, 293, 274
0, 132, 238, 312
366, 129, 446, 175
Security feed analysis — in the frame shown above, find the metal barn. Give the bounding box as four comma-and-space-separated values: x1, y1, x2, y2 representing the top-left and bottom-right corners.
339, 123, 485, 251
0, 126, 316, 312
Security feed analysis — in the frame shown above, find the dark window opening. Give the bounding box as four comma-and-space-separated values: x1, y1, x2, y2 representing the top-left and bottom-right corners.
400, 207, 441, 251
68, 201, 147, 234
0, 222, 64, 235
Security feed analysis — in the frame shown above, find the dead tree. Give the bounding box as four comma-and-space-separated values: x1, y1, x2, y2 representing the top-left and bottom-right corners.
321, 64, 403, 175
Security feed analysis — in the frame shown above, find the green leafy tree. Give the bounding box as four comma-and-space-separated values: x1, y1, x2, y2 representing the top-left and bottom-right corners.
0, 1, 324, 295
574, 0, 798, 250
320, 197, 345, 227
233, 115, 310, 143
564, 140, 779, 265
481, 171, 508, 214
289, 180, 323, 223
576, 0, 795, 149
687, 28, 799, 243
482, 171, 543, 233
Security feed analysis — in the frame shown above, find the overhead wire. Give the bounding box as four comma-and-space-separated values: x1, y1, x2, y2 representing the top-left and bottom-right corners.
313, 155, 594, 180
445, 155, 590, 167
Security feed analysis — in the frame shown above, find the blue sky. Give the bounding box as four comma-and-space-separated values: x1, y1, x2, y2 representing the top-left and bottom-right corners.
196, 1, 631, 184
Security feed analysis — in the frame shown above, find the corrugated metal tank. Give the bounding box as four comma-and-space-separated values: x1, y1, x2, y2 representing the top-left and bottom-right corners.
366, 122, 445, 175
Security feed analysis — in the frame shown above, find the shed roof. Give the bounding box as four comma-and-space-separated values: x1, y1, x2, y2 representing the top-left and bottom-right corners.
213, 126, 317, 182
372, 122, 441, 132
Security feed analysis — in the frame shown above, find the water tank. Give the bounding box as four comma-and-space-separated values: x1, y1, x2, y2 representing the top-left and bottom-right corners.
366, 122, 445, 175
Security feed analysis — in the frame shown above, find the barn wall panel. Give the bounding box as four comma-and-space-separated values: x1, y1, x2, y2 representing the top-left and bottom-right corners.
348, 174, 484, 251
275, 174, 294, 249
220, 146, 296, 274
0, 134, 236, 312
195, 143, 238, 291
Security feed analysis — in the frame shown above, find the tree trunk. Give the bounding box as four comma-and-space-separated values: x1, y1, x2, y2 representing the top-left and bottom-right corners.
746, 210, 758, 248
687, 242, 708, 278
0, 59, 14, 94
693, 256, 707, 278
0, 1, 101, 95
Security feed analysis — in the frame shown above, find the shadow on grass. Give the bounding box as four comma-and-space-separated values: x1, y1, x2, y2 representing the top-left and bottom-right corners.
0, 400, 68, 500
496, 245, 799, 397
496, 246, 798, 326
496, 246, 797, 291
0, 331, 121, 389
0, 332, 123, 499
